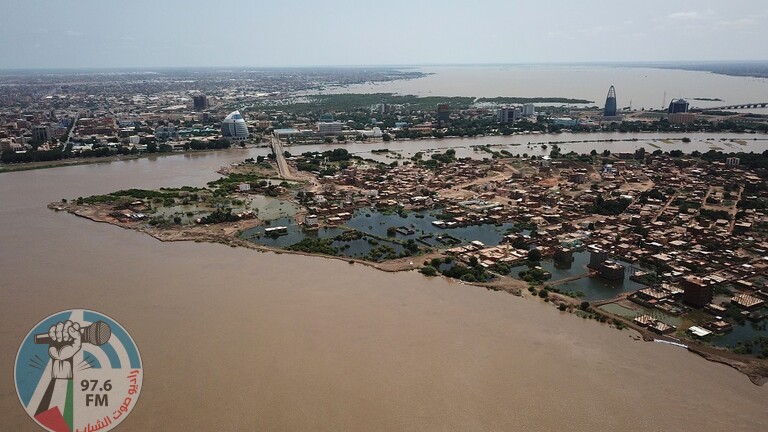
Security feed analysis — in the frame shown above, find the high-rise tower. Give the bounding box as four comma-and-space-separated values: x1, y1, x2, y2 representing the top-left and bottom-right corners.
436, 103, 450, 127
193, 95, 209, 111
603, 86, 617, 117
668, 99, 689, 114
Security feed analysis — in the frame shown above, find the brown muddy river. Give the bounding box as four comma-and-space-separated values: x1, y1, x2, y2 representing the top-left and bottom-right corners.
1, 149, 766, 431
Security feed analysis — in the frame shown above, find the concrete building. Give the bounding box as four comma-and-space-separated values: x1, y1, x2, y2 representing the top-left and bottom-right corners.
522, 104, 535, 116
358, 127, 383, 138
318, 122, 343, 136
497, 107, 520, 124
552, 117, 579, 127
726, 157, 740, 166
221, 110, 249, 141
568, 171, 587, 184
588, 248, 608, 270
681, 276, 714, 308
553, 246, 574, 263
155, 125, 178, 140
599, 260, 625, 280
31, 125, 51, 144
436, 103, 450, 127
668, 113, 695, 124
668, 99, 689, 114
193, 95, 209, 111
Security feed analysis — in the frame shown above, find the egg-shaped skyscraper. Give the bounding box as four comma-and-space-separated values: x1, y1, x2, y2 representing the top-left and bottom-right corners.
221, 110, 249, 141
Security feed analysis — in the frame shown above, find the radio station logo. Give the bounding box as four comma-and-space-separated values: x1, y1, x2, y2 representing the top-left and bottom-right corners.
14, 310, 143, 432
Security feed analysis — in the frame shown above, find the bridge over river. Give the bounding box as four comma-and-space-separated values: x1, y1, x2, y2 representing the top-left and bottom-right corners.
700, 102, 768, 111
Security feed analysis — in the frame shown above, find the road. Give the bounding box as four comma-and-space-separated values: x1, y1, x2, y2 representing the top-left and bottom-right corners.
65, 113, 80, 144
270, 134, 292, 179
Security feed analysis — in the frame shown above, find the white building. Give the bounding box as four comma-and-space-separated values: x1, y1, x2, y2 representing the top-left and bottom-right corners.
522, 104, 536, 116
318, 122, 343, 136
221, 111, 249, 141
358, 127, 383, 138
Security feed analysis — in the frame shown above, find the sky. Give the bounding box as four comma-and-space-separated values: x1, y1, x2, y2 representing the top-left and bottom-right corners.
1, 0, 766, 69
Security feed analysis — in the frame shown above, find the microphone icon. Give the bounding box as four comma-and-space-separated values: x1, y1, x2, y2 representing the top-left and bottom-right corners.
34, 321, 112, 347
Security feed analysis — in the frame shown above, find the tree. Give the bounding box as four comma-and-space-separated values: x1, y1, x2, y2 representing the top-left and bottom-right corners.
528, 248, 542, 262
420, 266, 438, 276
602, 149, 611, 157
336, 134, 345, 143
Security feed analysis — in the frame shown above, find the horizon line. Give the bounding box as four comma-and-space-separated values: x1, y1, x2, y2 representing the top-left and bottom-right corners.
1, 59, 768, 73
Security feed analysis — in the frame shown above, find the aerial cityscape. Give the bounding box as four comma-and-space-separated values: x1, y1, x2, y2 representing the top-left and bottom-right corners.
2, 1, 768, 431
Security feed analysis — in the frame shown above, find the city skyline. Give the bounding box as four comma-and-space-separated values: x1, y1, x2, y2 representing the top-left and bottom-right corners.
1, 0, 767, 69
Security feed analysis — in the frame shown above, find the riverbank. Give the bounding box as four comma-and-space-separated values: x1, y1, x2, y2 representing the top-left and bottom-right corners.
0, 146, 271, 174
4, 142, 767, 431
50, 200, 768, 385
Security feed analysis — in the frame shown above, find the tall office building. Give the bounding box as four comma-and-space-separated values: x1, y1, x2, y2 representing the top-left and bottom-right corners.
668, 99, 689, 114
436, 104, 450, 127
193, 95, 209, 111
522, 104, 535, 116
603, 86, 617, 117
31, 125, 51, 144
318, 122, 343, 135
496, 107, 519, 124
221, 110, 249, 141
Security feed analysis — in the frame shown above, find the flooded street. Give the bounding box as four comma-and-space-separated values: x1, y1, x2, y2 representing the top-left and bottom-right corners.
1, 149, 767, 431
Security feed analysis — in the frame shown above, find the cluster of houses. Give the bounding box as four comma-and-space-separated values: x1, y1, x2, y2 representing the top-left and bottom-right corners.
284, 150, 768, 341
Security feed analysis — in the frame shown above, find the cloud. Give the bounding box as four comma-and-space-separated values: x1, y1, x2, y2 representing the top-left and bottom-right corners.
545, 30, 574, 41
578, 25, 615, 35
626, 32, 647, 40
714, 18, 756, 29
668, 10, 714, 21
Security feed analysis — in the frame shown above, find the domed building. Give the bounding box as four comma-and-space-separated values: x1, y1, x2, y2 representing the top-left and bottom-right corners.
221, 110, 249, 141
